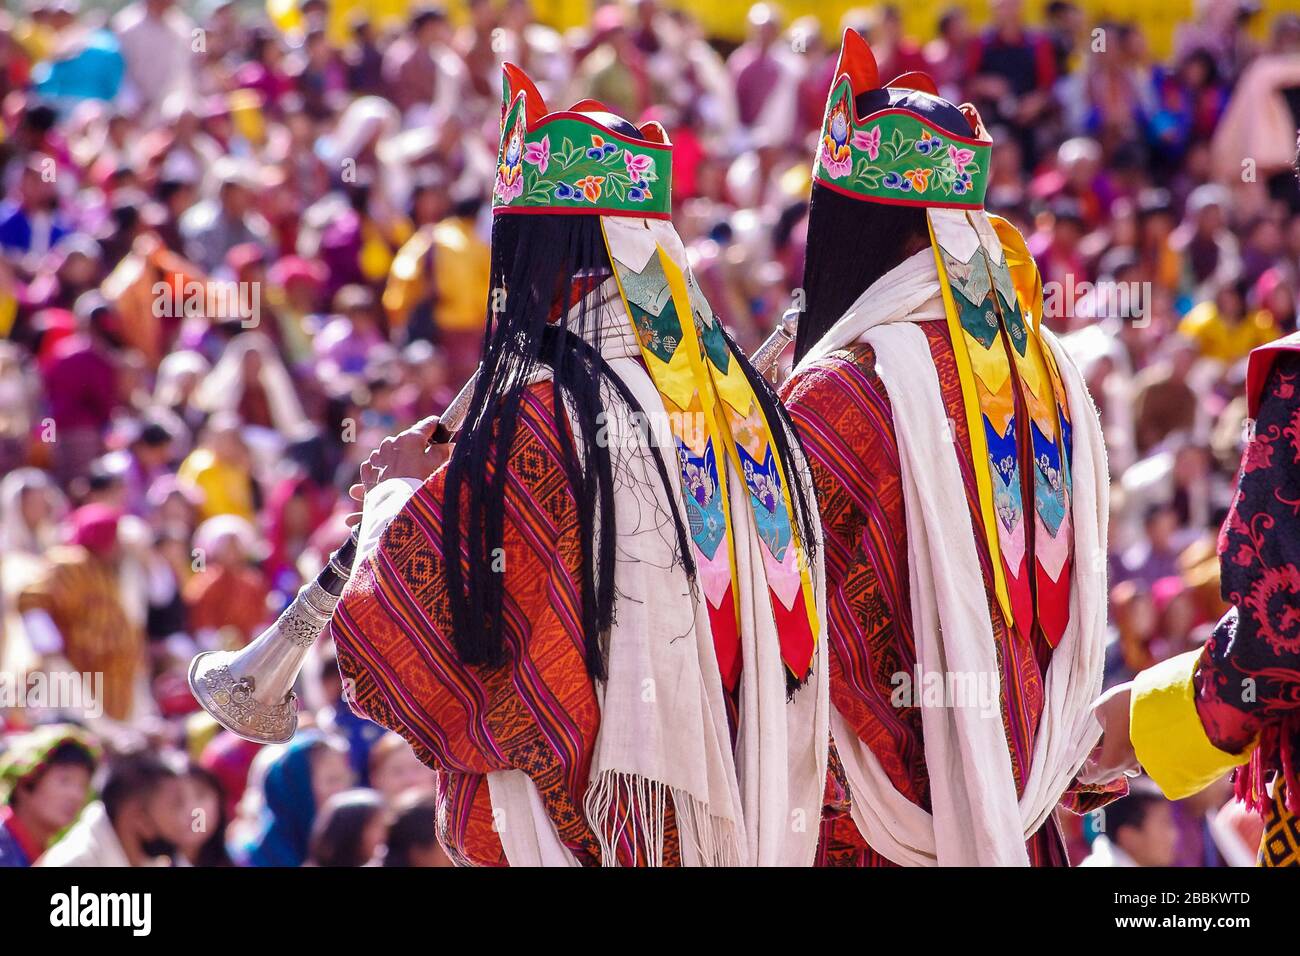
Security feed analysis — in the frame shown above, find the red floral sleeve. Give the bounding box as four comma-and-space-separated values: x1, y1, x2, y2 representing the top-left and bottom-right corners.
1194, 352, 1300, 796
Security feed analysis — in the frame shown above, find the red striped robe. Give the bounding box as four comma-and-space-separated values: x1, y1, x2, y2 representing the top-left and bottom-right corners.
782, 323, 1120, 867
330, 383, 681, 865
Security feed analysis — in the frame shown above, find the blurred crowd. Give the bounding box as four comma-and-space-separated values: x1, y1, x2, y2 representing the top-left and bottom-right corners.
0, 0, 1298, 867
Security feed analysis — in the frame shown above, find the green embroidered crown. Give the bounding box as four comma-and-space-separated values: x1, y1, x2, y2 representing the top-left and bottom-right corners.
492, 64, 672, 219
814, 30, 991, 210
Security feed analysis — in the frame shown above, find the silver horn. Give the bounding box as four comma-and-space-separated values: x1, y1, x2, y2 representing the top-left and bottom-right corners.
187, 532, 358, 743
187, 369, 481, 744
750, 308, 799, 378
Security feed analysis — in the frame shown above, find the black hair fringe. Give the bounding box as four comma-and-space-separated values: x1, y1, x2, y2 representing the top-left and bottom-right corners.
442, 213, 694, 681
793, 183, 930, 365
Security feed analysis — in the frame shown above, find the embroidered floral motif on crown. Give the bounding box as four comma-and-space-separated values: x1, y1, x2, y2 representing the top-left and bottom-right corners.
492, 95, 672, 217
814, 78, 990, 208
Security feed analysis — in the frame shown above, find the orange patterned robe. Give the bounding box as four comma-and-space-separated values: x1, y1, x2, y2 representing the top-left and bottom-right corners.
17, 546, 143, 722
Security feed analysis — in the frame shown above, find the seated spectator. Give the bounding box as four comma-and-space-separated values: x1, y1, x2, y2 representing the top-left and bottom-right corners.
0, 725, 98, 867
232, 730, 352, 867
177, 413, 257, 522
39, 750, 188, 867
17, 505, 146, 723
0, 160, 71, 260
184, 514, 271, 649
177, 762, 232, 867
382, 791, 451, 867
1079, 780, 1180, 867
366, 732, 435, 807
1179, 275, 1279, 362
315, 284, 387, 381
306, 788, 386, 867
179, 158, 271, 273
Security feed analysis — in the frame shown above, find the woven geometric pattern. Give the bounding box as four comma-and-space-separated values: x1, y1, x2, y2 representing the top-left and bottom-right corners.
1260, 783, 1300, 868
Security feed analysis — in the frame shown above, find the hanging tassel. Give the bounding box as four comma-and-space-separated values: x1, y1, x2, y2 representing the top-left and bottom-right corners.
1232, 721, 1300, 816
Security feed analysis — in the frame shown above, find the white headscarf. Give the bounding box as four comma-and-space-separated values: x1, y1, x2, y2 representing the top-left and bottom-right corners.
192, 332, 310, 440
0, 468, 68, 555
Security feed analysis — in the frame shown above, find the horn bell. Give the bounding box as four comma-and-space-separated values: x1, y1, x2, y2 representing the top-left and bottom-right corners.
188, 532, 358, 744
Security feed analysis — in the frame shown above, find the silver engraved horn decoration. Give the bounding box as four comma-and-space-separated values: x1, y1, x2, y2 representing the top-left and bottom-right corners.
187, 533, 358, 744
750, 308, 800, 379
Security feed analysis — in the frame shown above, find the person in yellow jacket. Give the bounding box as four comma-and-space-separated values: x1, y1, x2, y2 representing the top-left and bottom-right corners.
383, 193, 489, 385
1177, 277, 1280, 364
1088, 332, 1300, 867
176, 414, 258, 522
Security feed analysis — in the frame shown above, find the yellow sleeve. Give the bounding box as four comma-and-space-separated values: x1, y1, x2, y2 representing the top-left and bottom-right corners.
1130, 648, 1255, 800
383, 227, 434, 328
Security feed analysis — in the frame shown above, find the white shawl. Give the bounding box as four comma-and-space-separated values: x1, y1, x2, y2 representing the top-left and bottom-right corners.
793, 247, 1109, 866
